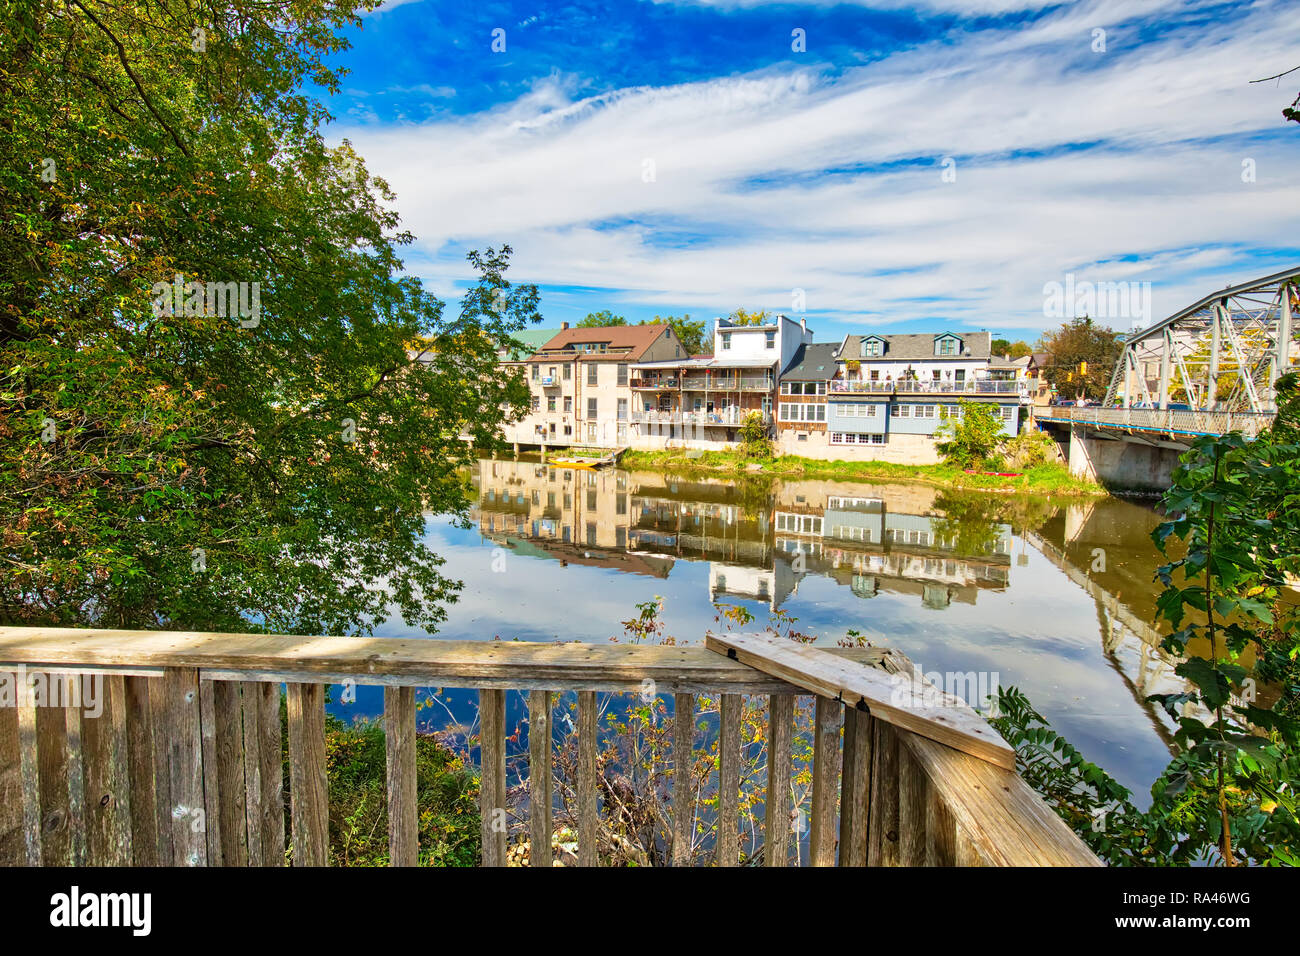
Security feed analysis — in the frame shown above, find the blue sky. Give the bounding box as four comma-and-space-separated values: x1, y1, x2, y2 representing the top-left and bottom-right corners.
324, 0, 1300, 340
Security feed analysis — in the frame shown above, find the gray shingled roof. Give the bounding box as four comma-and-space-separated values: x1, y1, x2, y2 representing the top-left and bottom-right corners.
840, 331, 992, 361
781, 343, 839, 380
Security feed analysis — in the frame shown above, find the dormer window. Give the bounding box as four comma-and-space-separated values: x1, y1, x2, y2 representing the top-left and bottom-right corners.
862, 338, 883, 357
935, 335, 960, 357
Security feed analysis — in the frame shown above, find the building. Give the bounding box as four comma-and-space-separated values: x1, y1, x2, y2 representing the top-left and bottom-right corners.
629, 314, 814, 449
775, 342, 837, 452
504, 323, 687, 449
807, 330, 1029, 463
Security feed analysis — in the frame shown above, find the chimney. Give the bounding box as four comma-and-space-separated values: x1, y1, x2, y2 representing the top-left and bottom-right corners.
561, 321, 569, 331
800, 317, 807, 333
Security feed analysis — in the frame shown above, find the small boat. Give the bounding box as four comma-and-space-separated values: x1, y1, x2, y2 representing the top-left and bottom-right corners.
549, 455, 609, 470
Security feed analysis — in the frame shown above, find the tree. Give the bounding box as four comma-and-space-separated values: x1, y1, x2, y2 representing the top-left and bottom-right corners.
991, 338, 1033, 359
1036, 317, 1123, 401
0, 1, 537, 635
728, 309, 770, 326
643, 314, 706, 355
736, 411, 772, 460
577, 310, 627, 327
933, 402, 1006, 468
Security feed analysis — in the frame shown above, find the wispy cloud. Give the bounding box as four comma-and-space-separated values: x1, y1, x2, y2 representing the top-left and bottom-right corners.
339, 0, 1300, 334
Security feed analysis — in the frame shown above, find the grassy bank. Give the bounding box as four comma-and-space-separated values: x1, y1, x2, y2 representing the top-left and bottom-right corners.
619, 449, 1104, 495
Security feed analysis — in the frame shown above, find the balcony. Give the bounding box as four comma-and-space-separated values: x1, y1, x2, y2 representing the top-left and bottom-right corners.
630, 377, 679, 390
631, 408, 771, 426
540, 376, 558, 387
894, 379, 1024, 395
681, 375, 774, 392
828, 380, 894, 394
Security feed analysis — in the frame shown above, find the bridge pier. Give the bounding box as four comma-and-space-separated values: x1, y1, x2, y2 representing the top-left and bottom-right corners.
1066, 425, 1181, 491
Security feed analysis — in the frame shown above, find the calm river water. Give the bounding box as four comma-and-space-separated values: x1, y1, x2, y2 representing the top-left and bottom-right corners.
342, 457, 1190, 802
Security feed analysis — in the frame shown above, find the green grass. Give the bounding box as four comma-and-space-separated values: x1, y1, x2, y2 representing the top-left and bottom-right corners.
618, 448, 1105, 495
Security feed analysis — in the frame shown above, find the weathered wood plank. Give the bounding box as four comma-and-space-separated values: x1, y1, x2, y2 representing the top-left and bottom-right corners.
123, 677, 159, 866
82, 674, 132, 866
926, 783, 957, 866
764, 693, 793, 867
256, 683, 285, 865
164, 668, 204, 867
898, 739, 928, 866
0, 676, 21, 864
65, 699, 86, 866
149, 673, 173, 865
880, 651, 1100, 867
17, 684, 42, 866
528, 690, 553, 867
868, 718, 900, 867
384, 686, 418, 867
287, 682, 328, 867
212, 681, 247, 867
478, 689, 507, 868
241, 681, 264, 867
36, 678, 79, 866
199, 681, 225, 866
715, 693, 741, 867
809, 696, 840, 867
577, 690, 598, 868
0, 627, 884, 694
672, 692, 694, 866
706, 632, 1014, 770
838, 705, 872, 867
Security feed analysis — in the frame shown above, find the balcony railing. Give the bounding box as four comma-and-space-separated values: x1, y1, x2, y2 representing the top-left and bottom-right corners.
630, 378, 678, 390
830, 379, 1027, 396
681, 375, 773, 391
631, 408, 771, 426
0, 626, 1099, 867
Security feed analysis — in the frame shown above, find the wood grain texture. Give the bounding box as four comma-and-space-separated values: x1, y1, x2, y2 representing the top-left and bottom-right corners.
211, 681, 247, 867
0, 679, 21, 864
36, 680, 74, 866
898, 741, 928, 866
478, 689, 507, 868
868, 719, 900, 867
0, 627, 882, 694
149, 673, 173, 865
17, 687, 42, 866
716, 693, 741, 868
764, 694, 793, 867
287, 682, 328, 867
255, 682, 285, 866
706, 632, 1014, 770
82, 674, 132, 866
164, 668, 204, 867
384, 686, 418, 867
808, 696, 840, 867
838, 705, 872, 867
199, 681, 225, 866
577, 690, 598, 868
123, 676, 160, 866
528, 690, 553, 867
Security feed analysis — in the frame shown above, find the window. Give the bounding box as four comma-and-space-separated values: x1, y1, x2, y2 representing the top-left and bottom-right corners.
587, 423, 596, 442
547, 396, 556, 412
781, 382, 792, 394
617, 363, 628, 386
936, 337, 959, 356
918, 405, 937, 418
563, 363, 571, 380
765, 331, 776, 349
892, 404, 908, 417
863, 339, 883, 356
549, 366, 556, 379
831, 432, 886, 445
531, 396, 540, 411
721, 333, 731, 351
617, 398, 628, 421
999, 406, 1016, 422
564, 397, 572, 413
532, 365, 539, 380
587, 398, 598, 420
780, 403, 825, 422
587, 363, 598, 385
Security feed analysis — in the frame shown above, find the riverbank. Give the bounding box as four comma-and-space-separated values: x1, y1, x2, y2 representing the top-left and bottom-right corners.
618, 449, 1105, 495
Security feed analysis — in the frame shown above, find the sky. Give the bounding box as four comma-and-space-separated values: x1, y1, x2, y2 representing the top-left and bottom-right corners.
323, 0, 1300, 341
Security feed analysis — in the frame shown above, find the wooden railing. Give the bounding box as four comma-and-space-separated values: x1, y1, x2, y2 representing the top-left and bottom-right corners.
0, 627, 1100, 867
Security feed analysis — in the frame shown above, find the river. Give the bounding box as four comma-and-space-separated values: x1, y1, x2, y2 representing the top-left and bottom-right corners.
329, 456, 1207, 804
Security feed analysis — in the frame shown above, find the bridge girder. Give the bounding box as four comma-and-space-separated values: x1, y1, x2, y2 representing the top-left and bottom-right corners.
1105, 267, 1299, 412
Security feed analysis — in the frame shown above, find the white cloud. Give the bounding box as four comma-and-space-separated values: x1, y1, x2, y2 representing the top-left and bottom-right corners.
340, 0, 1300, 334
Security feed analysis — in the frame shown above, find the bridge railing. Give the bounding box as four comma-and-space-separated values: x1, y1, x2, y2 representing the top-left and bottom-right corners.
1037, 406, 1276, 438
0, 627, 1099, 868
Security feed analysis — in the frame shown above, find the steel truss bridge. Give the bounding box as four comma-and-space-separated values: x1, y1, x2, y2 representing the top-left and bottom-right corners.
1103, 266, 1299, 414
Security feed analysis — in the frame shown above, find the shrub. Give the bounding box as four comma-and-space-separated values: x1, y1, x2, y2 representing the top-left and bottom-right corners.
934, 401, 1007, 468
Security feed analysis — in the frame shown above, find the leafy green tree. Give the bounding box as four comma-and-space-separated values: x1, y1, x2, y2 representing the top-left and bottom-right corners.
991, 338, 1032, 359
933, 401, 1007, 468
728, 309, 770, 326
577, 310, 626, 327
736, 411, 772, 460
0, 1, 537, 635
643, 314, 706, 355
1037, 316, 1123, 401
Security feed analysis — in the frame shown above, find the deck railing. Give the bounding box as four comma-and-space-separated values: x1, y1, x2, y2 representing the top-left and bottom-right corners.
0, 627, 1099, 867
